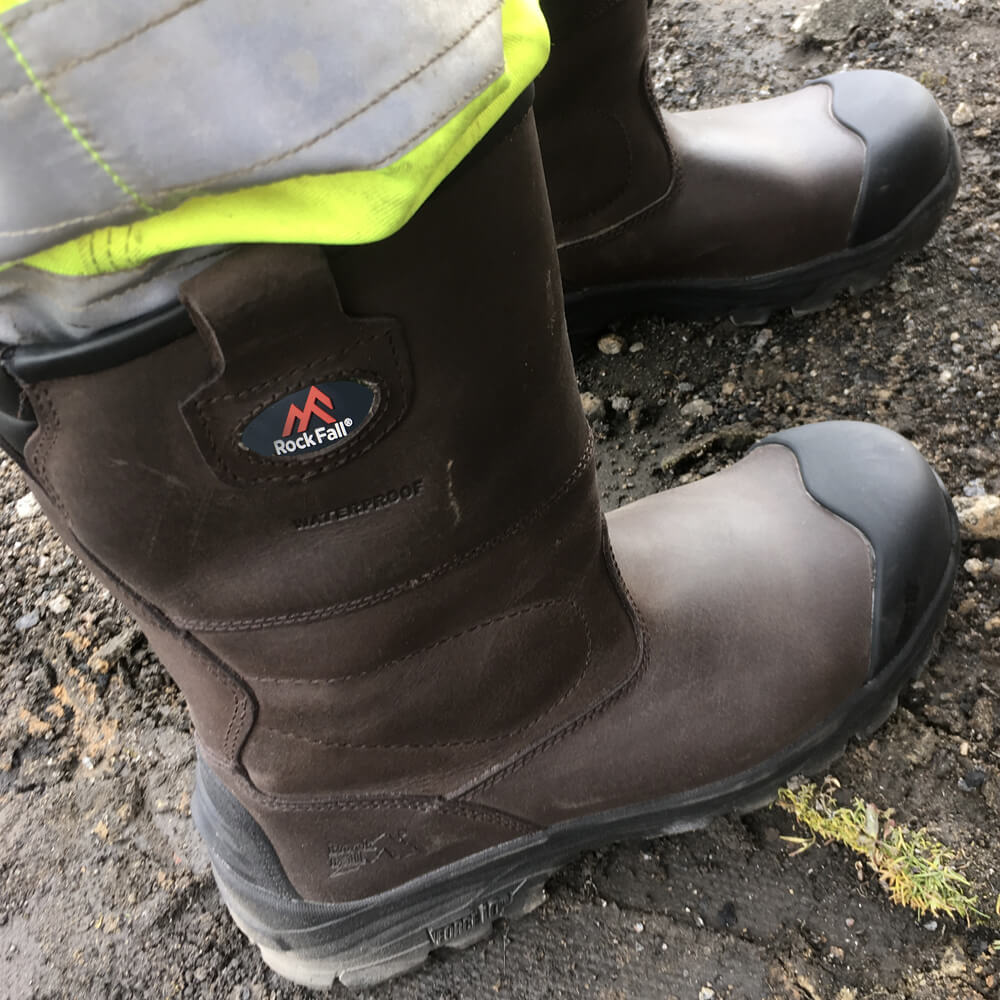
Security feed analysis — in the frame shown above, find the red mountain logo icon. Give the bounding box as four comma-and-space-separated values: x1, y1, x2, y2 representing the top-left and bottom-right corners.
282, 385, 337, 437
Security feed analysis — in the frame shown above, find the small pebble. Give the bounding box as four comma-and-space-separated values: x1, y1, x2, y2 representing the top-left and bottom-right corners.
985, 616, 1000, 634
699, 988, 716, 1000
633, 921, 644, 933
579, 392, 606, 422
958, 769, 987, 792
610, 395, 631, 414
628, 342, 645, 354
48, 594, 71, 615
952, 102, 975, 127
954, 494, 1000, 540
597, 334, 626, 356
15, 492, 40, 519
680, 399, 714, 419
964, 557, 988, 578
15, 610, 40, 631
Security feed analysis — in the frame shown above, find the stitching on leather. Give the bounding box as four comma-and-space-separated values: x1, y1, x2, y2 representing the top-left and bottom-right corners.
233, 786, 535, 834
223, 690, 248, 761
557, 183, 675, 253
176, 438, 595, 632
202, 326, 387, 403
244, 600, 562, 683
0, 0, 207, 105
556, 63, 680, 254
23, 382, 70, 521
0, 2, 500, 238
188, 324, 407, 485
457, 522, 650, 797
249, 599, 593, 749
199, 740, 232, 774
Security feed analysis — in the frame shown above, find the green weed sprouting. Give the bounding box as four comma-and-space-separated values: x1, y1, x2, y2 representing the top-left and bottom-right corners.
777, 777, 983, 922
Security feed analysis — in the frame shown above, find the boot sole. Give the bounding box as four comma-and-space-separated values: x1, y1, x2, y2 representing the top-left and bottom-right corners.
199, 493, 960, 991
562, 131, 961, 336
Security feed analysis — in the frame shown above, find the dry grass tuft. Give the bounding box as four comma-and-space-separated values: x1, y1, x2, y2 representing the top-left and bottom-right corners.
777, 777, 983, 922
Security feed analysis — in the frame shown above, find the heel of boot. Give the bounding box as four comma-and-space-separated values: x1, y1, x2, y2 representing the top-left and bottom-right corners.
213, 860, 548, 990
193, 756, 552, 989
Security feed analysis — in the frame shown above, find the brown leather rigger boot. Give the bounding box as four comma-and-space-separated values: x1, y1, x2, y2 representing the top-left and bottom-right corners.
0, 98, 959, 989
536, 0, 961, 333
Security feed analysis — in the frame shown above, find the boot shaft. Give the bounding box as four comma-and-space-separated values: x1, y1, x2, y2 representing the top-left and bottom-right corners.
535, 0, 672, 245
2, 108, 644, 899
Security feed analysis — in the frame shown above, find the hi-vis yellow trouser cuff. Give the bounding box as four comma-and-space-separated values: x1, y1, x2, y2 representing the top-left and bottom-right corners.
5, 0, 549, 277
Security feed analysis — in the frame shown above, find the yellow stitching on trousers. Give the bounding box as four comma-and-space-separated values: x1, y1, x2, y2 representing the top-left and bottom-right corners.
0, 24, 154, 214
14, 0, 549, 274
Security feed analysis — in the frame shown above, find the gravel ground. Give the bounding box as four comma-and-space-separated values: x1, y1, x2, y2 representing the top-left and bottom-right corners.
3, 1, 1000, 997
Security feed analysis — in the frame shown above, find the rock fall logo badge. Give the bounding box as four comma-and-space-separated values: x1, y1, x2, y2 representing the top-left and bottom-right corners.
241, 380, 376, 458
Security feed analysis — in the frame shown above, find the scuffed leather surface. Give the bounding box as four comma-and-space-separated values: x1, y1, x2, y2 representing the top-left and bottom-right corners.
467, 445, 874, 821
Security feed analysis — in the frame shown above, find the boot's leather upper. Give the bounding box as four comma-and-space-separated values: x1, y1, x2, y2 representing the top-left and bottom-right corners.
5, 108, 957, 907
536, 0, 957, 290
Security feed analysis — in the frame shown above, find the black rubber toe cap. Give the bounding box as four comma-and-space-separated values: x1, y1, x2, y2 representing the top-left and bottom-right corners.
810, 70, 958, 247
757, 421, 958, 679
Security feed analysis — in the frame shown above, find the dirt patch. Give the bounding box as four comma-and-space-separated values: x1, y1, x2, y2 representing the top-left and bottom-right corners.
3, 1, 1000, 997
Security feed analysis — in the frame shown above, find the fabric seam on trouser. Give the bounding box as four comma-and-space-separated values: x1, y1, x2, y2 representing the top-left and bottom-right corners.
0, 24, 152, 213
0, 0, 496, 195
0, 0, 501, 241
2, 0, 549, 272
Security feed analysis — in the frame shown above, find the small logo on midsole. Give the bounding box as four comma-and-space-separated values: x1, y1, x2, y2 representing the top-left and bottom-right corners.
294, 478, 424, 530
428, 894, 511, 947
328, 831, 417, 877
241, 380, 376, 458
